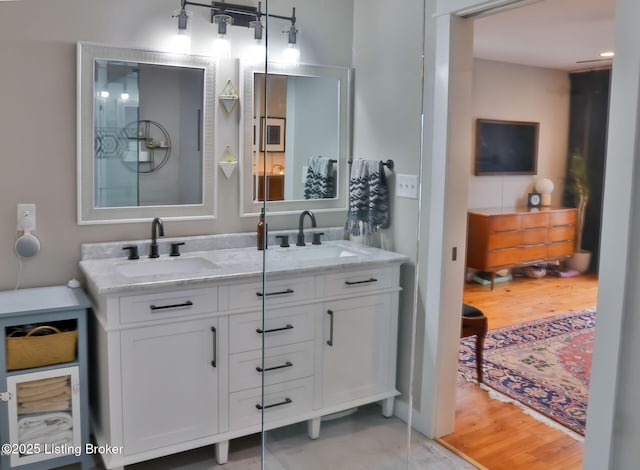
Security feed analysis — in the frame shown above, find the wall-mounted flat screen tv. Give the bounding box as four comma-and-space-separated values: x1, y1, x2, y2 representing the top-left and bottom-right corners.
474, 119, 539, 175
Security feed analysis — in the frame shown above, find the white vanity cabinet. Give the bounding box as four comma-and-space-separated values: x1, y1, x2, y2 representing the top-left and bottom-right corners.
83, 252, 405, 470
120, 317, 220, 455
322, 294, 396, 412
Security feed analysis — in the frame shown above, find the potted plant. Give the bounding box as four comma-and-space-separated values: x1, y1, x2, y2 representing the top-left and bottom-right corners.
567, 151, 592, 273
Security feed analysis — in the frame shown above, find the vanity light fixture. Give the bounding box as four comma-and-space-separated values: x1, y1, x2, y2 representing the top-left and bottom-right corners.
172, 5, 192, 53
211, 13, 232, 58
600, 51, 615, 58
173, 0, 299, 62
282, 22, 300, 65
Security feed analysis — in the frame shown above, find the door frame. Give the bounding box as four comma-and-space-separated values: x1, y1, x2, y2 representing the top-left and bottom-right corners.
423, 1, 640, 468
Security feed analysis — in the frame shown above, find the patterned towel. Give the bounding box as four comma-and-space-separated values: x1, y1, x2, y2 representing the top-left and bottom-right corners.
304, 156, 335, 199
346, 159, 390, 236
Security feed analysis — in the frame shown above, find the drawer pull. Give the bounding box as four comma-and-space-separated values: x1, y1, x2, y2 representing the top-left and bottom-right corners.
211, 326, 217, 368
256, 324, 294, 334
256, 397, 293, 410
256, 361, 293, 373
344, 278, 378, 286
327, 310, 334, 346
256, 289, 295, 297
149, 301, 193, 311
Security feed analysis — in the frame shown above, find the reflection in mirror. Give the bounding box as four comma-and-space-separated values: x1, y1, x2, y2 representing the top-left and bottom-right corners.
240, 62, 350, 216
78, 43, 216, 224
252, 73, 338, 202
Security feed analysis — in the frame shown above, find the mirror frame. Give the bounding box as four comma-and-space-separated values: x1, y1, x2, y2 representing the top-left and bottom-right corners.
77, 42, 217, 224
239, 61, 351, 216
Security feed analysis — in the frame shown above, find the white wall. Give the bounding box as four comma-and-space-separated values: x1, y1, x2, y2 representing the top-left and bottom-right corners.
0, 0, 353, 291
468, 59, 570, 209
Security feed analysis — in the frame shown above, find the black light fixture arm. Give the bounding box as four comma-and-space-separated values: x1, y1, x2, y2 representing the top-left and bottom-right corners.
181, 0, 296, 27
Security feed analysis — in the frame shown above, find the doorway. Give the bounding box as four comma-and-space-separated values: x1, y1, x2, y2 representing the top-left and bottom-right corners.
420, 2, 637, 468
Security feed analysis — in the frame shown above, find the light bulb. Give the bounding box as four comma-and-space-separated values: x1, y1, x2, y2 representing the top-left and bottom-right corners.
172, 8, 192, 54
173, 31, 191, 54
282, 43, 300, 65
99, 90, 110, 98
120, 92, 130, 101
244, 40, 266, 64
212, 35, 231, 59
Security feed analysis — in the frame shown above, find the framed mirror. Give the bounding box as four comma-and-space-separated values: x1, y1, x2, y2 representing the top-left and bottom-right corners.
239, 62, 351, 216
77, 43, 216, 224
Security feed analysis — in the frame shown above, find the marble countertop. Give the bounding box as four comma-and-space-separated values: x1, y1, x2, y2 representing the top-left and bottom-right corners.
80, 240, 409, 295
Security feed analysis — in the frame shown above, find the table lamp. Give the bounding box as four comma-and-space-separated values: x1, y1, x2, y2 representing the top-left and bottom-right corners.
535, 178, 554, 206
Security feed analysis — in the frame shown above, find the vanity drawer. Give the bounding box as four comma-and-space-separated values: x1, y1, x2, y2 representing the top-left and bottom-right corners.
319, 267, 393, 297
229, 341, 314, 393
119, 287, 218, 324
227, 276, 315, 310
229, 304, 317, 354
228, 378, 313, 431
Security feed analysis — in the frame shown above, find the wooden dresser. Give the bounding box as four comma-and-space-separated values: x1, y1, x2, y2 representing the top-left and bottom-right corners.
466, 207, 577, 289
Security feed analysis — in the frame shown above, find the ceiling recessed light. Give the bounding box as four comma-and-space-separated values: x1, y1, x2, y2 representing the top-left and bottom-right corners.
600, 51, 615, 58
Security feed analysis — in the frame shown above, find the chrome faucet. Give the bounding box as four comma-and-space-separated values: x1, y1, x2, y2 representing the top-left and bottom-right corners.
297, 210, 317, 246
149, 217, 165, 258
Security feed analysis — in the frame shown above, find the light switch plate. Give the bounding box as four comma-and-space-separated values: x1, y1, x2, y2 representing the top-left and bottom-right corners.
17, 203, 36, 230
395, 174, 419, 199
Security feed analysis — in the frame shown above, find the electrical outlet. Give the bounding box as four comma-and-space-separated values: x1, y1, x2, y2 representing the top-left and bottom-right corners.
395, 174, 419, 199
17, 203, 36, 231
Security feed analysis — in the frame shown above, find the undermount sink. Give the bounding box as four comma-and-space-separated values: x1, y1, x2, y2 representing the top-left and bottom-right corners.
275, 245, 360, 261
116, 257, 218, 278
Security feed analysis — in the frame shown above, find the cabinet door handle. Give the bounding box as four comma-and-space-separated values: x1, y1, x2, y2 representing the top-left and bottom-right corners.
256, 289, 294, 297
256, 361, 293, 373
256, 324, 294, 334
149, 301, 193, 311
210, 326, 217, 368
327, 309, 334, 346
255, 397, 292, 410
344, 278, 377, 286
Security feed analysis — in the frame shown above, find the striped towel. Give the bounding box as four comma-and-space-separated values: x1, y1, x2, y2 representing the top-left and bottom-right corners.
304, 156, 335, 199
346, 159, 390, 236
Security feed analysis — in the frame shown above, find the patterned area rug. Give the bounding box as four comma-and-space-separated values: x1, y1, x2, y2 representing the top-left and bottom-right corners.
459, 308, 596, 436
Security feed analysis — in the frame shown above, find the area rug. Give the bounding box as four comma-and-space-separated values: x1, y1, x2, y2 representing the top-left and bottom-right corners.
459, 308, 596, 437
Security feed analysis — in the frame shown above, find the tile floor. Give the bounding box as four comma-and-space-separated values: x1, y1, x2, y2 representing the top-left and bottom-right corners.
64, 405, 475, 470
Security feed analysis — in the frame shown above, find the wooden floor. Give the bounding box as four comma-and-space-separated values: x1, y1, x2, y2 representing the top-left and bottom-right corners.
440, 273, 599, 470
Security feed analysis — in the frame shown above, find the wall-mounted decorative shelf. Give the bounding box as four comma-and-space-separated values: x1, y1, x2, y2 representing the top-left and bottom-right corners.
219, 80, 239, 114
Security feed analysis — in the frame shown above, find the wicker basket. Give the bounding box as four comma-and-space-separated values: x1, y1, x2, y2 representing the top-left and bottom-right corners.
6, 325, 78, 371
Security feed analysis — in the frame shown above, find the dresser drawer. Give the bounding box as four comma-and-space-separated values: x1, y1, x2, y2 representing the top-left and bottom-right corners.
520, 212, 549, 229
229, 305, 316, 354
229, 378, 313, 430
548, 241, 574, 258
518, 244, 548, 263
486, 244, 546, 267
486, 248, 520, 267
487, 231, 521, 250
319, 267, 393, 297
549, 210, 577, 226
119, 287, 218, 324
549, 226, 575, 242
489, 215, 519, 232
229, 341, 314, 393
227, 276, 315, 310
520, 228, 547, 245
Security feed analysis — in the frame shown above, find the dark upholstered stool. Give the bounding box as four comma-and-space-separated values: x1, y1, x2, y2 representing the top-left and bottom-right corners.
461, 304, 488, 383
